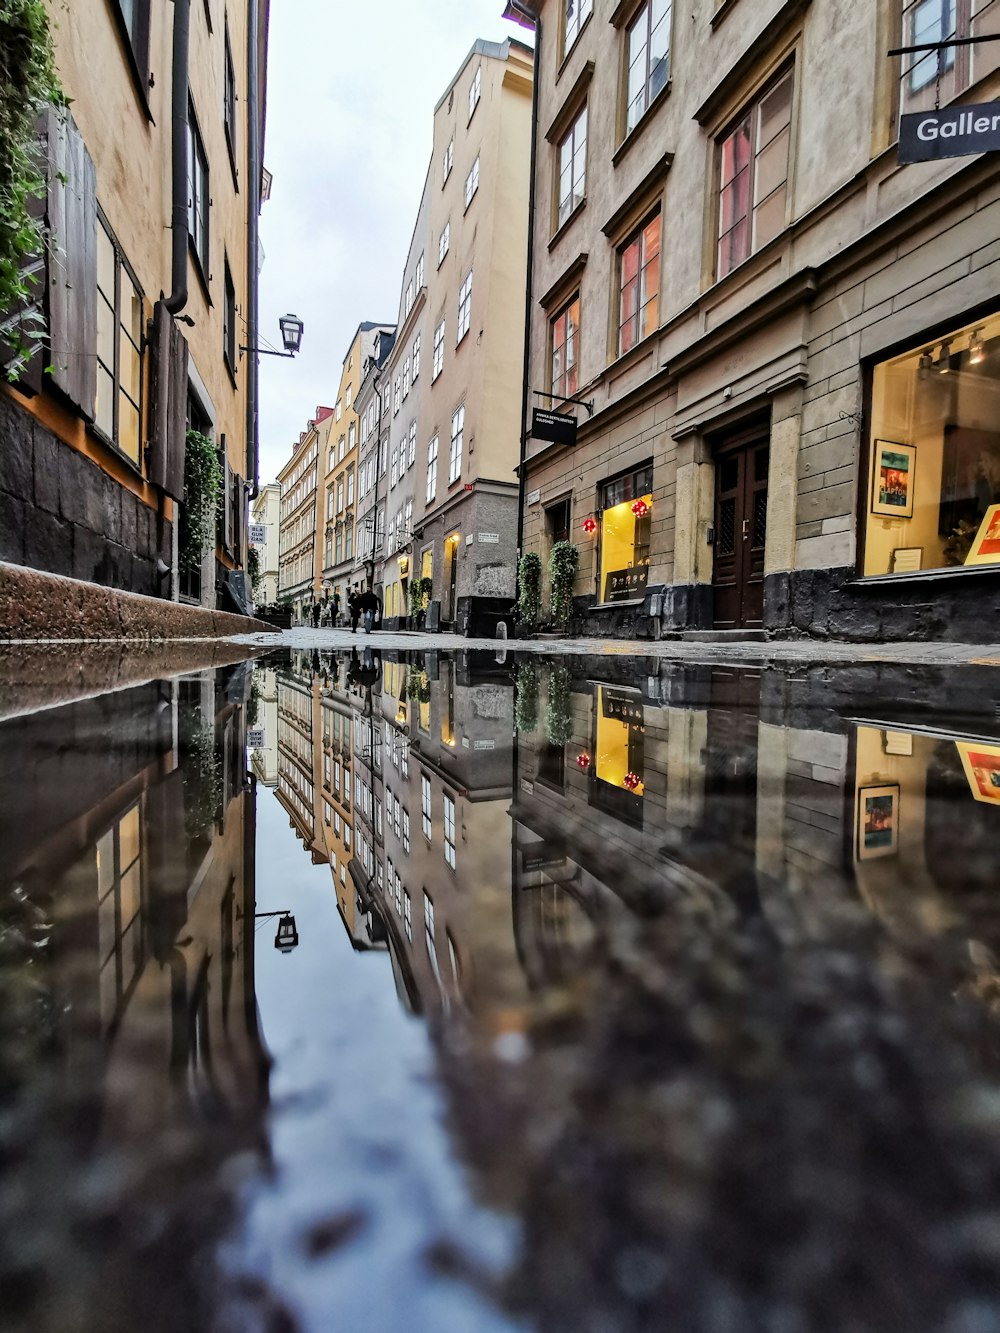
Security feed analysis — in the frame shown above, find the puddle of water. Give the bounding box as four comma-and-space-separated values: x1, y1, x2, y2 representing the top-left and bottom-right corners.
2, 644, 1000, 1332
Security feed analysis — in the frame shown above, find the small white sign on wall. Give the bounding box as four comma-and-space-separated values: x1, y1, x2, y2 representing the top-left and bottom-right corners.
249, 523, 268, 546
477, 532, 500, 544
527, 488, 541, 506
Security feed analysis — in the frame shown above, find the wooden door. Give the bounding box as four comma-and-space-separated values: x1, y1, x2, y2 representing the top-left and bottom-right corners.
712, 433, 769, 629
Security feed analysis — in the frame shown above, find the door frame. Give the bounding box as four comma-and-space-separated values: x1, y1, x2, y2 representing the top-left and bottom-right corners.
708, 413, 771, 630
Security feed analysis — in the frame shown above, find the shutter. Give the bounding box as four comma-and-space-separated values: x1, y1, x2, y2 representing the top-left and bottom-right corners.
233, 471, 244, 561
47, 108, 97, 418
221, 441, 233, 555
149, 303, 188, 501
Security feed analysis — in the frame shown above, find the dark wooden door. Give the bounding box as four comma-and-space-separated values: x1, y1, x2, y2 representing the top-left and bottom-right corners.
713, 433, 769, 629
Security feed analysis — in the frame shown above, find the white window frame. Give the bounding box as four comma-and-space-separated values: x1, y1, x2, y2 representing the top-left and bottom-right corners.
412, 332, 421, 380
432, 320, 445, 379
449, 405, 464, 485
426, 435, 439, 503
421, 774, 432, 839
443, 794, 456, 868
438, 222, 450, 266
408, 419, 417, 467
464, 156, 480, 210
468, 66, 481, 121
456, 270, 473, 343
443, 138, 454, 184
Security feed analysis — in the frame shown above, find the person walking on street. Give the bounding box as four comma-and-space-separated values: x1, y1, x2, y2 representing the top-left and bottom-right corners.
348, 584, 362, 634
312, 601, 321, 629
332, 591, 341, 627
360, 586, 380, 634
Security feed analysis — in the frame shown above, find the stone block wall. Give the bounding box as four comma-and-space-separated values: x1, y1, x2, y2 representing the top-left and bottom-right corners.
0, 393, 171, 597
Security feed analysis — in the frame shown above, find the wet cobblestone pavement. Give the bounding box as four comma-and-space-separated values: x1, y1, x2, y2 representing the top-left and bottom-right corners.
2, 642, 1000, 1331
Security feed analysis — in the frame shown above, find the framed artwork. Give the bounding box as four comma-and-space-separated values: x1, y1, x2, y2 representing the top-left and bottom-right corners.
955, 741, 1000, 806
891, 547, 922, 573
856, 784, 899, 860
963, 504, 1000, 567
871, 440, 916, 518
882, 730, 913, 756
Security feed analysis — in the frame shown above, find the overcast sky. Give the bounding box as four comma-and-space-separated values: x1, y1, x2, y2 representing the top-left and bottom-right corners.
256, 0, 532, 486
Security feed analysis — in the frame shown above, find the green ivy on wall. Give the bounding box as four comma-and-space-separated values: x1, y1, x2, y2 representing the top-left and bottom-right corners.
0, 0, 65, 375
179, 429, 223, 572
517, 550, 542, 629
549, 541, 579, 626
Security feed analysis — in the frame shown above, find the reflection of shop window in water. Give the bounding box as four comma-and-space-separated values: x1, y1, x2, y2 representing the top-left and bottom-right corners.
599, 464, 652, 603
956, 741, 1000, 805
590, 687, 645, 826
864, 310, 1000, 575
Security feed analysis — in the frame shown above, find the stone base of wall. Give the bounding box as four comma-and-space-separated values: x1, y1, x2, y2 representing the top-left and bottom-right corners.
0, 560, 279, 641
0, 392, 172, 597
764, 567, 1000, 643
455, 595, 513, 637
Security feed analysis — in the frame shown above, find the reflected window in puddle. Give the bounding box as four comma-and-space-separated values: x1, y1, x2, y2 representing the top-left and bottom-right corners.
590, 685, 645, 827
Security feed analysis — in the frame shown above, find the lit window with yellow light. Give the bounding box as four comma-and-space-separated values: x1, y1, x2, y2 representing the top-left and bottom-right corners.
598, 465, 653, 602
590, 687, 645, 826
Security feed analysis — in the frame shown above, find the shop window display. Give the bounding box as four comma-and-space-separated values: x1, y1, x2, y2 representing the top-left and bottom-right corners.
864, 311, 1000, 576
599, 465, 653, 602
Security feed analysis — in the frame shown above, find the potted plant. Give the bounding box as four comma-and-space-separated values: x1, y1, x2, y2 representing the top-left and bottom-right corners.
517, 551, 542, 632
549, 541, 579, 628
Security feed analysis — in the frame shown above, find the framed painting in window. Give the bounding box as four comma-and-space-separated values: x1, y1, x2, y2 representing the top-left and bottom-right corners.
871, 441, 916, 518
955, 741, 1000, 805
856, 784, 899, 861
964, 504, 1000, 567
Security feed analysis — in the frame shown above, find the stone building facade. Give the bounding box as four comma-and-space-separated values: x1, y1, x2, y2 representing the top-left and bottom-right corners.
516, 0, 1000, 641
0, 0, 268, 611
277, 408, 331, 623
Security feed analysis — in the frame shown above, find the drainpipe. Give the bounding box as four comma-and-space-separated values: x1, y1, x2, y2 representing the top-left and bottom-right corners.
163, 0, 191, 316
246, 0, 262, 498
507, 2, 541, 612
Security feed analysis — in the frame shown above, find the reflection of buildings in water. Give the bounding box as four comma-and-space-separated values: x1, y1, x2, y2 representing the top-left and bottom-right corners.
0, 661, 270, 1326
249, 666, 279, 788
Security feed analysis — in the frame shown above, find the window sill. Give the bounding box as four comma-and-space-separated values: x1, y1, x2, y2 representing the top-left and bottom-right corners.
604, 325, 661, 379
613, 80, 672, 169
455, 329, 470, 350
89, 424, 145, 481
548, 197, 587, 252
848, 565, 1000, 589
589, 598, 645, 611
556, 10, 594, 84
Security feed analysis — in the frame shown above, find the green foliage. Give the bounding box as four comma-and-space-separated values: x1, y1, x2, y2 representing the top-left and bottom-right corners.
549, 541, 579, 626
420, 576, 433, 599
0, 0, 66, 376
514, 660, 538, 734
247, 544, 261, 590
179, 429, 223, 572
517, 550, 542, 628
408, 578, 424, 620
406, 665, 430, 704
545, 665, 573, 747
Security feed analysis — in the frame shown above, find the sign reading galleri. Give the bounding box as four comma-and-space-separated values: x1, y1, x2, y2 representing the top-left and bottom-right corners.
899, 101, 1000, 164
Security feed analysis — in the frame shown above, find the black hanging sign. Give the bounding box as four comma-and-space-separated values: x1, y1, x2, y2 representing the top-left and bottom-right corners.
603, 566, 649, 602
532, 408, 577, 446
898, 102, 1000, 164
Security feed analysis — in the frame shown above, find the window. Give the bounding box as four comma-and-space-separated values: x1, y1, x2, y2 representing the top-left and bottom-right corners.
348, 422, 356, 450
346, 383, 353, 409
339, 435, 346, 461
598, 464, 653, 603
408, 420, 417, 467
405, 280, 414, 317
327, 489, 334, 521
337, 479, 344, 513
863, 310, 1000, 578
443, 794, 456, 868
402, 810, 410, 853
433, 320, 445, 379
551, 296, 580, 400
443, 138, 454, 183
404, 891, 412, 942
403, 357, 410, 398
421, 774, 432, 839
618, 213, 660, 355
469, 65, 481, 121
439, 222, 450, 266
336, 400, 342, 421
457, 270, 473, 343
416, 252, 425, 289
95, 215, 143, 465
223, 256, 236, 371
412, 333, 421, 380
347, 470, 354, 506
564, 0, 592, 50
328, 445, 334, 471
625, 0, 672, 134
717, 69, 792, 279
449, 406, 464, 484
898, 1, 1000, 119
557, 106, 587, 228
114, 0, 151, 87
464, 156, 480, 209
426, 435, 439, 503
187, 103, 210, 273
224, 21, 237, 163
390, 445, 398, 488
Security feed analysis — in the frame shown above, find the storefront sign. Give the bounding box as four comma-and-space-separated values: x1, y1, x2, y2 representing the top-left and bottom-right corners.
249, 523, 268, 546
899, 102, 1000, 164
603, 566, 649, 602
532, 408, 577, 446
247, 727, 265, 748
602, 693, 644, 726
477, 532, 500, 543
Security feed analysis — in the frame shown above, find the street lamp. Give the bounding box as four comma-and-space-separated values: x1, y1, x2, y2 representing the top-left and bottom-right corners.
240, 314, 305, 359
254, 908, 300, 952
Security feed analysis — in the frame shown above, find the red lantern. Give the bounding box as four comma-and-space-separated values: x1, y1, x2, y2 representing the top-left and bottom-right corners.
623, 771, 641, 792
631, 498, 650, 518
582, 516, 598, 535
576, 752, 592, 770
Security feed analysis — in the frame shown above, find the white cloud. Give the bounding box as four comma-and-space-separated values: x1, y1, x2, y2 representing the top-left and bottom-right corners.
256, 0, 532, 485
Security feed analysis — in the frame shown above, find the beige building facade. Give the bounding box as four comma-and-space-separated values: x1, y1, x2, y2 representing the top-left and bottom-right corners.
250, 482, 280, 605
407, 37, 535, 635
517, 0, 1000, 642
1, 0, 269, 611
277, 407, 332, 621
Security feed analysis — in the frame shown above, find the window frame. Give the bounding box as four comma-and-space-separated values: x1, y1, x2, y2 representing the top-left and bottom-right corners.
457, 270, 473, 344
412, 332, 421, 380
438, 222, 451, 267
622, 0, 673, 138
94, 208, 145, 472
110, 0, 153, 117
563, 0, 594, 56
464, 155, 480, 210
556, 104, 588, 230
468, 66, 482, 122
616, 209, 661, 357
426, 435, 439, 503
550, 294, 580, 401
449, 405, 464, 485
223, 254, 237, 376
187, 100, 211, 283
443, 138, 454, 185
223, 18, 238, 184
432, 320, 445, 379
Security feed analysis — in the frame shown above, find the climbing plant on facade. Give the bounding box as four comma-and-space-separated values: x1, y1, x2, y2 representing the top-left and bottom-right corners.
0, 0, 65, 374
179, 429, 223, 571
549, 541, 579, 626
517, 551, 542, 629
